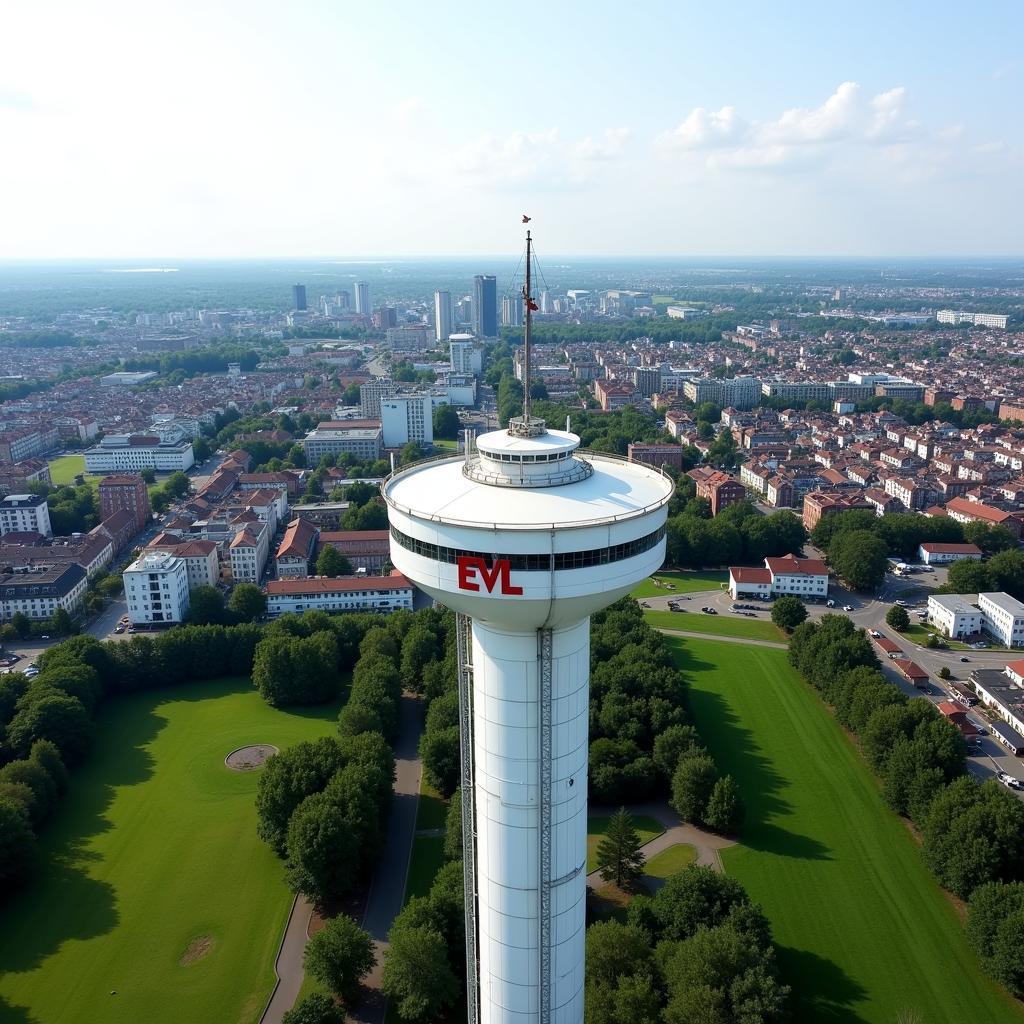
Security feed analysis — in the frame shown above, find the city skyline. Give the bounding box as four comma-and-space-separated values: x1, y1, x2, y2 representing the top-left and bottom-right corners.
0, 1, 1021, 260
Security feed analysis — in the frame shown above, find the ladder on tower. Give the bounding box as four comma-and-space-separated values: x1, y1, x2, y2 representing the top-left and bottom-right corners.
457, 612, 480, 1024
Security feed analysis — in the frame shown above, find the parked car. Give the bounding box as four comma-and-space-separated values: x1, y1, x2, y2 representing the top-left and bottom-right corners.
998, 772, 1022, 790
23, 667, 39, 678
826, 599, 836, 607
843, 604, 854, 612
960, 656, 969, 663
869, 630, 881, 638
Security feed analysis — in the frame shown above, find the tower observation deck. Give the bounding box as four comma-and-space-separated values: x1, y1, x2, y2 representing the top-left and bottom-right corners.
381, 228, 673, 1024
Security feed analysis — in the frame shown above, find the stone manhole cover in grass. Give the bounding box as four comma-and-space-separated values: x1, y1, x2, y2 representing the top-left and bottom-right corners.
225, 744, 279, 771
179, 934, 215, 966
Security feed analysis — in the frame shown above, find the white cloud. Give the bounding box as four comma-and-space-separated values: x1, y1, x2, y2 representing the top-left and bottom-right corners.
575, 127, 631, 161
658, 82, 927, 173
655, 106, 747, 150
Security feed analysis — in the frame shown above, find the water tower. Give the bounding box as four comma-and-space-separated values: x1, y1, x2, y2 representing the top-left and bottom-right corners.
382, 229, 673, 1024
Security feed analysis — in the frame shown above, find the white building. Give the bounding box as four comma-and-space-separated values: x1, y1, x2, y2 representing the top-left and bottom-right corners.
0, 564, 87, 620
444, 372, 478, 407
147, 538, 219, 590
434, 290, 453, 342
728, 554, 830, 599
928, 592, 1024, 647
265, 573, 414, 616
936, 310, 1009, 330
359, 377, 396, 418
449, 334, 483, 376
0, 494, 51, 537
978, 592, 1024, 647
928, 594, 983, 639
666, 306, 708, 320
124, 551, 191, 625
84, 434, 195, 473
381, 395, 434, 449
354, 281, 370, 315
229, 521, 270, 583
917, 542, 983, 565
302, 425, 384, 463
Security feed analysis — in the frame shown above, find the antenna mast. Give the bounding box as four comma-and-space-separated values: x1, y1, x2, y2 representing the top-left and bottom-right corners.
523, 230, 533, 424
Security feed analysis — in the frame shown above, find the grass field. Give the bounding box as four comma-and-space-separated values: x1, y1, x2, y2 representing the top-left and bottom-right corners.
587, 814, 663, 873
403, 836, 446, 905
0, 677, 343, 1024
415, 777, 448, 832
899, 623, 1005, 652
630, 570, 727, 599
644, 608, 783, 643
644, 844, 696, 878
47, 454, 101, 491
669, 635, 1024, 1024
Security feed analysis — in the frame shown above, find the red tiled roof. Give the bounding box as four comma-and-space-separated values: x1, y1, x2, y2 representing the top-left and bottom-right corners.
874, 636, 901, 653
765, 554, 828, 576
729, 566, 772, 583
318, 530, 389, 542
919, 542, 982, 554
276, 518, 318, 560
893, 659, 928, 680
266, 573, 412, 596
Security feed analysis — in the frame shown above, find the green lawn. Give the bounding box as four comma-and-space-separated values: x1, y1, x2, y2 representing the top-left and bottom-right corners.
900, 623, 1008, 653
645, 609, 783, 642
0, 677, 343, 1024
48, 454, 101, 491
669, 636, 1024, 1024
415, 777, 448, 832
587, 815, 664, 873
630, 570, 728, 599
644, 844, 697, 878
403, 836, 446, 905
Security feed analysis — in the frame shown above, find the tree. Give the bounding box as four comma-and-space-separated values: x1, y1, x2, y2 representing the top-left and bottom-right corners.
444, 788, 463, 861
886, 605, 911, 631
419, 725, 460, 797
987, 549, 1024, 601
304, 915, 375, 1007
432, 404, 460, 440
671, 754, 719, 824
10, 611, 30, 640
49, 606, 75, 636
653, 724, 705, 781
285, 791, 361, 905
0, 798, 35, 886
253, 633, 340, 706
939, 665, 952, 680
964, 522, 1017, 555
381, 925, 460, 1023
703, 775, 744, 834
281, 993, 342, 1024
140, 467, 156, 484
829, 530, 889, 590
585, 920, 653, 987
771, 596, 807, 632
596, 807, 646, 889
6, 691, 93, 764
399, 442, 422, 467
188, 585, 226, 625
229, 582, 267, 622
967, 882, 1024, 997
165, 471, 191, 498
316, 546, 352, 578
944, 558, 993, 596
192, 435, 212, 463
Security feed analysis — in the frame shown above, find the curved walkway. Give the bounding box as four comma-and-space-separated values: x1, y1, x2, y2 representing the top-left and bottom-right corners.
259, 895, 314, 1024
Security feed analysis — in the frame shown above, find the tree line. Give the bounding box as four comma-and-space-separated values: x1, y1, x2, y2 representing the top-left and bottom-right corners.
787, 615, 1024, 997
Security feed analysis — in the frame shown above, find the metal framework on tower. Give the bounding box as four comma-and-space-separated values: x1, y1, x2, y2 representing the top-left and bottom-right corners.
538, 626, 554, 1023
457, 612, 480, 1024
508, 227, 546, 439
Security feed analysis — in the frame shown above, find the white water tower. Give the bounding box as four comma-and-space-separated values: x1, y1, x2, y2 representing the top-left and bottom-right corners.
382, 231, 673, 1024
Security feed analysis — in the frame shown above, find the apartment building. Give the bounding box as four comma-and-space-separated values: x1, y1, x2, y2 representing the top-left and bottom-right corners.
264, 573, 414, 616
301, 425, 384, 463
0, 564, 87, 621
229, 521, 270, 583
0, 494, 51, 537
688, 467, 746, 516
146, 537, 219, 589
380, 395, 433, 448
627, 443, 683, 471
124, 552, 190, 625
98, 474, 152, 533
928, 591, 1024, 647
275, 518, 319, 578
728, 554, 829, 599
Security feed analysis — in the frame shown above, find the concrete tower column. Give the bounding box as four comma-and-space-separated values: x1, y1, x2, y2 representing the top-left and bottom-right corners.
471, 619, 589, 1023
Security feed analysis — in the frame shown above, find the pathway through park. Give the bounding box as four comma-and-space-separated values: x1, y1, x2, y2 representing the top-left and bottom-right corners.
260, 692, 424, 1024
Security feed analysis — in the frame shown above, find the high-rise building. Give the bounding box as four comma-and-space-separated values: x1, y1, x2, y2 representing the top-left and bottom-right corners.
472, 275, 498, 337
434, 289, 454, 342
502, 294, 524, 327
539, 288, 552, 313
98, 474, 152, 534
360, 377, 396, 418
292, 284, 307, 311
124, 551, 191, 625
354, 281, 370, 315
383, 415, 671, 1024
380, 395, 434, 448
449, 334, 482, 376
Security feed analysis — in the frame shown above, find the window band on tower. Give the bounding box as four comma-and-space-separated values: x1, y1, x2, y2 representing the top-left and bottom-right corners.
388, 523, 666, 571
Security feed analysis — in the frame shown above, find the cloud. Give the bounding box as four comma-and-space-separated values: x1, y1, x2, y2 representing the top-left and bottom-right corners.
658, 82, 925, 173
394, 95, 424, 122
575, 127, 631, 161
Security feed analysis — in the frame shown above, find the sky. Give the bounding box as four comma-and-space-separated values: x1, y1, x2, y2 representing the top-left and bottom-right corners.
0, 0, 1022, 259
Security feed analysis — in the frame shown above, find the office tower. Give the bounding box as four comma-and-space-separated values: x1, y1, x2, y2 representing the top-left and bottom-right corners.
292, 284, 307, 311
472, 275, 498, 337
354, 281, 370, 314
502, 294, 524, 327
434, 289, 454, 342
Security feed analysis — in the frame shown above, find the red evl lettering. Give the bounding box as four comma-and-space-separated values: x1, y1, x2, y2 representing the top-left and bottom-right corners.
456, 556, 523, 595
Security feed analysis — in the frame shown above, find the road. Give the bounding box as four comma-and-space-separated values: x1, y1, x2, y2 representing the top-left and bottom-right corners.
644, 569, 1024, 790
